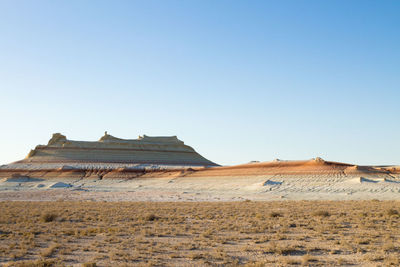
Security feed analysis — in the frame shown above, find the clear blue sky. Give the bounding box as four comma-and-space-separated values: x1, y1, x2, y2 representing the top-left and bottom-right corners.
0, 0, 399, 166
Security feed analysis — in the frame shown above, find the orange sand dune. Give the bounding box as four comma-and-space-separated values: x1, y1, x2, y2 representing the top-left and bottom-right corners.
184, 158, 393, 178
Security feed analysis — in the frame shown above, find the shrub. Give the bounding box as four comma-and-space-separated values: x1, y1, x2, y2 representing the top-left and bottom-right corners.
12, 259, 57, 267
301, 254, 317, 265
269, 212, 282, 218
41, 212, 57, 222
145, 214, 158, 221
40, 243, 59, 258
387, 209, 399, 216
313, 210, 330, 217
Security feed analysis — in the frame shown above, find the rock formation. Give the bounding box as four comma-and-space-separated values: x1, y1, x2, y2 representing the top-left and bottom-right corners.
0, 133, 218, 179
1, 133, 398, 181
21, 132, 218, 166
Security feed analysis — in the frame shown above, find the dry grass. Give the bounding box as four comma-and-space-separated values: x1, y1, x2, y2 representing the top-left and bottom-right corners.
0, 200, 400, 266
40, 212, 57, 223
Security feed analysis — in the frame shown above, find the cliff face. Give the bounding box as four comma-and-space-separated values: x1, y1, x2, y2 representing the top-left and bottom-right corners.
8, 132, 219, 168
0, 133, 218, 179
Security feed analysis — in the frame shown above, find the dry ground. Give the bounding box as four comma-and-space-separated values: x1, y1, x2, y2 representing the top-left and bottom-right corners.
1, 201, 400, 266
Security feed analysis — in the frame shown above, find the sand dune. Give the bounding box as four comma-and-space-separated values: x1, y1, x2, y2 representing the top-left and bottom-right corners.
183, 158, 393, 178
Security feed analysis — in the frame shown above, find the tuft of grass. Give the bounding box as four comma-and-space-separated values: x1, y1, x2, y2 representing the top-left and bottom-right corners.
301, 254, 317, 265
189, 252, 204, 260
9, 259, 58, 267
82, 263, 97, 267
40, 243, 59, 258
145, 214, 158, 221
41, 212, 57, 223
387, 209, 399, 216
269, 211, 282, 218
313, 210, 330, 217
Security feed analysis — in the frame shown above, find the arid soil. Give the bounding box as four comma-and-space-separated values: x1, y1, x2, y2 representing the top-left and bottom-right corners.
1, 159, 400, 266
1, 201, 400, 266
2, 158, 399, 180
1, 159, 400, 201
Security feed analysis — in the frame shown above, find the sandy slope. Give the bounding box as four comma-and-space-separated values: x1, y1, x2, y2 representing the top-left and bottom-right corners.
1, 159, 399, 201
1, 173, 400, 201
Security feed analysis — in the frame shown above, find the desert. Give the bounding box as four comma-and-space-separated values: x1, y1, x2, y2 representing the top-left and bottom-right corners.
1, 133, 399, 202
1, 134, 400, 266
2, 1, 400, 266
2, 201, 400, 266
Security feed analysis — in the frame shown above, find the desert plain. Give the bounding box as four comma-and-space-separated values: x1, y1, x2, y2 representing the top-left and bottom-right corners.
1, 201, 400, 266
1, 134, 400, 266
1, 158, 400, 202
1, 160, 400, 266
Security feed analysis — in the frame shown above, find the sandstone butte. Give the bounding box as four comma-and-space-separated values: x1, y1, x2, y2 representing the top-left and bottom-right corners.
0, 133, 399, 180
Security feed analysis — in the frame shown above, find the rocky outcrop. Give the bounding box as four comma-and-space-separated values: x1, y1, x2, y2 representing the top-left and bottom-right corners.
22, 132, 218, 166
1, 134, 398, 181
0, 132, 218, 179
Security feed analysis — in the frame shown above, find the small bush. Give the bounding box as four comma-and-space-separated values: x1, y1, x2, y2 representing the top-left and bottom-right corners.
387, 209, 399, 216
189, 252, 204, 260
12, 259, 57, 267
313, 210, 330, 217
145, 214, 158, 221
40, 243, 59, 257
301, 254, 317, 265
82, 263, 97, 267
269, 212, 282, 218
41, 213, 57, 222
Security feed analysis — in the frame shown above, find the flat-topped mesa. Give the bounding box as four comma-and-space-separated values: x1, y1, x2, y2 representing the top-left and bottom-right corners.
22, 132, 218, 167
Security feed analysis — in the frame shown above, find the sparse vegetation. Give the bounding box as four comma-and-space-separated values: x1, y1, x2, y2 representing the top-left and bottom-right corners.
313, 210, 330, 217
144, 213, 158, 221
387, 208, 399, 216
40, 212, 57, 223
1, 201, 400, 266
269, 211, 282, 217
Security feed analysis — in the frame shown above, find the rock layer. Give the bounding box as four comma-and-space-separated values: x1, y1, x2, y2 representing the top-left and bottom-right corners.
23, 132, 218, 166
0, 133, 398, 180
0, 133, 218, 179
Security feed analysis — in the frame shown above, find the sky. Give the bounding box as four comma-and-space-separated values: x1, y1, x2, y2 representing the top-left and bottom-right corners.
0, 0, 399, 166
